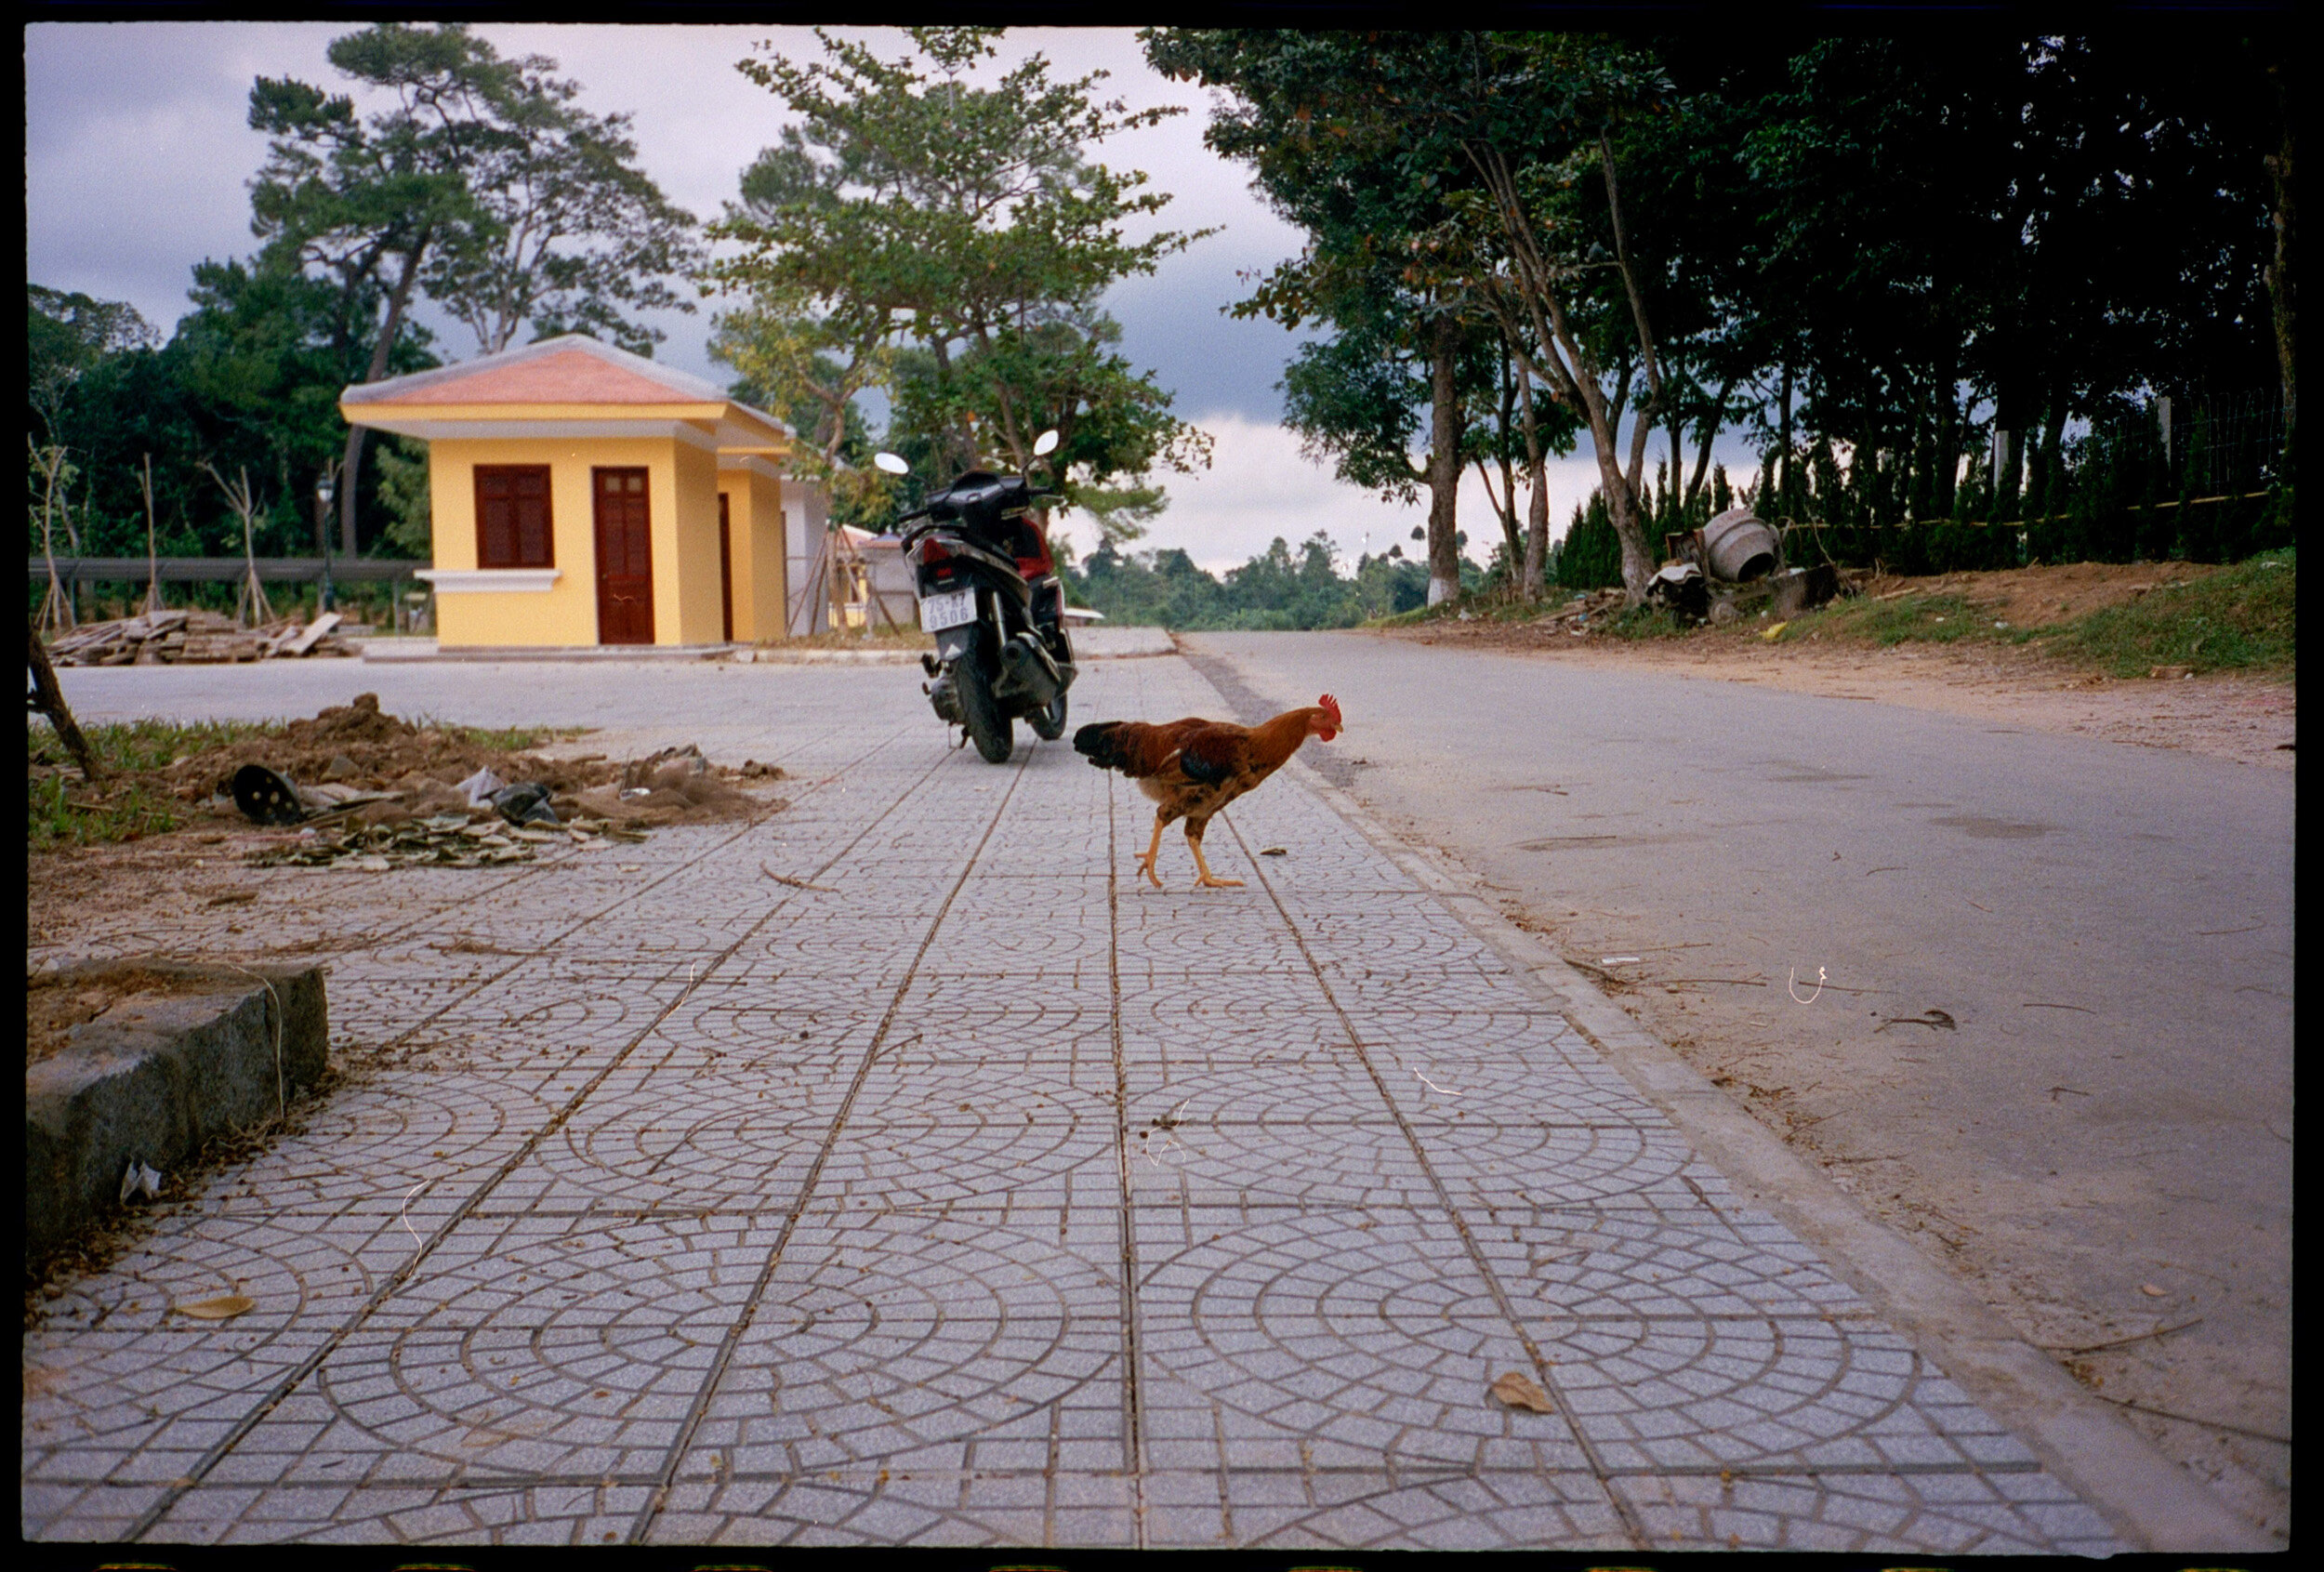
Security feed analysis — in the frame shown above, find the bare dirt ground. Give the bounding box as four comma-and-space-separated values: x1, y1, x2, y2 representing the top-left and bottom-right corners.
1392, 560, 2295, 771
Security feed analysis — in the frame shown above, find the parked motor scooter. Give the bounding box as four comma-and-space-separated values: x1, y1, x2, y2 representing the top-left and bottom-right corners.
874, 430, 1076, 763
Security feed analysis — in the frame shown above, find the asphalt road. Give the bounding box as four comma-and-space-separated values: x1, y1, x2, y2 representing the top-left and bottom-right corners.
1181, 630, 2292, 1539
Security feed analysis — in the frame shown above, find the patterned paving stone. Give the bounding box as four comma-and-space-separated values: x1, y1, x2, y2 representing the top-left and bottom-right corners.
21, 659, 2128, 1550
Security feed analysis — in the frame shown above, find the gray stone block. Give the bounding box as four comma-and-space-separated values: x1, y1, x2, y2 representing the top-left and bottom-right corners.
25, 959, 327, 1262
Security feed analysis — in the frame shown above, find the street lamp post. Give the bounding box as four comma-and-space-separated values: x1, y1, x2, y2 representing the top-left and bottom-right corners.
315, 469, 337, 615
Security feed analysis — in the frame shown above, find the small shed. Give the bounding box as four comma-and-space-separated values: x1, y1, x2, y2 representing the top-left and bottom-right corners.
338, 335, 826, 648
834, 526, 919, 632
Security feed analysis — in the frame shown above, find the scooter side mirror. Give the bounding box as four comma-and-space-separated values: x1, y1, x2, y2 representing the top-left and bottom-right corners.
873, 452, 910, 476
1033, 429, 1060, 458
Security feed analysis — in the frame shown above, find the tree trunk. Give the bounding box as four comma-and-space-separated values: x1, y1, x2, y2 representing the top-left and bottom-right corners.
1777, 364, 1794, 516
1686, 377, 1732, 513
928, 335, 975, 473
1424, 311, 1464, 606
343, 231, 433, 557
2265, 115, 2295, 452
29, 622, 102, 782
1513, 361, 1549, 601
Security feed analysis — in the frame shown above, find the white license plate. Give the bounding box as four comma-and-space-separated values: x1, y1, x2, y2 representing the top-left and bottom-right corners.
918, 588, 978, 632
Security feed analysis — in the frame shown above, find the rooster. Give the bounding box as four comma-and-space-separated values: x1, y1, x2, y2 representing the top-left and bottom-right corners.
1073, 694, 1343, 889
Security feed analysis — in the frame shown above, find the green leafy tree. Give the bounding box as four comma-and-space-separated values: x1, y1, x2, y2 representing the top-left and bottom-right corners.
246, 25, 492, 554
1147, 29, 1486, 607
419, 56, 701, 357
28, 285, 159, 446
251, 22, 700, 554
708, 27, 1212, 535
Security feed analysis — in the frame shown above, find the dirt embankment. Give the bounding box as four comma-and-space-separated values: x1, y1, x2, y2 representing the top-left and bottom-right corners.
1386, 561, 2296, 770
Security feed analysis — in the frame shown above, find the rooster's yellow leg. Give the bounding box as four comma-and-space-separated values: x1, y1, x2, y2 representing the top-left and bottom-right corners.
1137, 816, 1168, 889
1187, 832, 1244, 889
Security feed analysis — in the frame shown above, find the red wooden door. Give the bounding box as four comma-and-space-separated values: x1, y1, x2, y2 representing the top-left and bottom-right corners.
718, 493, 735, 642
593, 468, 654, 645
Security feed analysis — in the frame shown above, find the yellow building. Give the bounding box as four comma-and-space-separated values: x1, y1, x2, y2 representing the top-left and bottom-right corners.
339, 335, 827, 649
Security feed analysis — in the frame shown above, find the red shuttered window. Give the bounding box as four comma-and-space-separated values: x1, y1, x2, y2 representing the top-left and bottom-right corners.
475, 467, 554, 569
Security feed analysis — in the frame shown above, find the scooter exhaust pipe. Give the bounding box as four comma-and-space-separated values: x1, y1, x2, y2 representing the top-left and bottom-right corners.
998, 631, 1064, 707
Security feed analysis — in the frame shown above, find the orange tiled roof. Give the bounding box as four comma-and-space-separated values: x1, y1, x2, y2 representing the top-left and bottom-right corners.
379, 347, 704, 406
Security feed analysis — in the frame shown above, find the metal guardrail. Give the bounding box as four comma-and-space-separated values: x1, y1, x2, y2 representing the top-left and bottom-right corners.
27, 557, 429, 584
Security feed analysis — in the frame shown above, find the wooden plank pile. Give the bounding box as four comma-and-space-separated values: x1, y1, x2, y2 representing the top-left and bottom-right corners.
43, 610, 357, 667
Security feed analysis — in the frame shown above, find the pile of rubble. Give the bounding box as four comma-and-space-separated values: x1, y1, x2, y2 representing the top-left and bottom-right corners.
41, 609, 357, 667
251, 811, 647, 873
191, 698, 786, 873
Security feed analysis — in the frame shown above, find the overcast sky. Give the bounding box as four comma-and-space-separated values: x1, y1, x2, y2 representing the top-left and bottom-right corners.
25, 22, 1718, 569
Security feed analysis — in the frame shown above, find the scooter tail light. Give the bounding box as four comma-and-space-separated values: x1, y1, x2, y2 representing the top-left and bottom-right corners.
916, 537, 954, 565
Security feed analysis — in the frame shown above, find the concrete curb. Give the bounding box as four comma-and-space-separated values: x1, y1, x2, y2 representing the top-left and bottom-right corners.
375, 641, 734, 663
25, 959, 329, 1264
1172, 654, 2270, 1555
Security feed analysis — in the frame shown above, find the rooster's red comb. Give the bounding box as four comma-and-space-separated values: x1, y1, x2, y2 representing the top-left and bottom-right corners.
1317, 694, 1341, 725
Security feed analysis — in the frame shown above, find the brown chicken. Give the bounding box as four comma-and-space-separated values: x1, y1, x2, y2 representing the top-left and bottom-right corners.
1072, 694, 1342, 889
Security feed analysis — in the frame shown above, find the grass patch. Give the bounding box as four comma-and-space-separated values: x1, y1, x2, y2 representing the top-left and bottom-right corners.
1763, 548, 2294, 675
1603, 604, 1694, 641
1770, 591, 2029, 648
414, 720, 585, 751
2040, 548, 2295, 677
28, 719, 272, 852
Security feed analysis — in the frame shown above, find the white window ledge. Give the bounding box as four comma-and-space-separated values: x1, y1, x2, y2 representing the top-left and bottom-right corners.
416, 569, 562, 594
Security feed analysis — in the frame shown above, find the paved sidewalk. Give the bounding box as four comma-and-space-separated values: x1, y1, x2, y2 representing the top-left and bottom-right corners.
25, 657, 2125, 1551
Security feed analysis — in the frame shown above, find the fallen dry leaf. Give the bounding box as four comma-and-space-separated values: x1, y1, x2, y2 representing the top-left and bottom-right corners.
2139, 1284, 2169, 1298
175, 1295, 256, 1320
1259, 846, 1288, 856
1489, 1370, 1555, 1413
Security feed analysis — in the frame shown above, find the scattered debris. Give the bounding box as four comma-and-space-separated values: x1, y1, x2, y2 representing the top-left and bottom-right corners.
118, 1159, 164, 1205
2140, 1283, 2170, 1298
1645, 561, 1710, 621
760, 863, 836, 892
1488, 1371, 1556, 1413
173, 1294, 255, 1320
231, 765, 306, 826
124, 698, 785, 858
1259, 846, 1288, 856
456, 766, 508, 806
1412, 1068, 1462, 1097
624, 744, 710, 788
1770, 563, 1842, 617
42, 608, 359, 667
1536, 587, 1627, 636
489, 782, 559, 826
2047, 1318, 2203, 1355
252, 812, 642, 871
227, 763, 401, 827
1874, 1009, 1957, 1033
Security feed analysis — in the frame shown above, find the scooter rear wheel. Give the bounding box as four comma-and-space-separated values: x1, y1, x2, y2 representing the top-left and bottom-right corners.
957, 645, 1014, 763
1029, 690, 1069, 741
